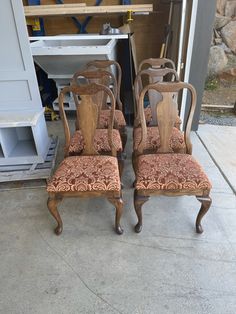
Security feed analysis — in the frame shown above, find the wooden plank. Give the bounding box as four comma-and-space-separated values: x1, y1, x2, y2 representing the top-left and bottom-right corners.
24, 4, 153, 17
25, 4, 86, 10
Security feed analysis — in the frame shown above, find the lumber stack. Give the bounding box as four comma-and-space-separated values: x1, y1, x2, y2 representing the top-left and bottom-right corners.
24, 4, 153, 17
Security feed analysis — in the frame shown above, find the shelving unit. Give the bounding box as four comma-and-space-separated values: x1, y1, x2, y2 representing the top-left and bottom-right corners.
0, 110, 50, 166
24, 4, 153, 17
0, 0, 50, 172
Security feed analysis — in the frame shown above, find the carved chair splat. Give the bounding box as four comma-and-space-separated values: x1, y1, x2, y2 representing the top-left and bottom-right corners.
70, 70, 125, 176
134, 67, 180, 127
86, 60, 127, 148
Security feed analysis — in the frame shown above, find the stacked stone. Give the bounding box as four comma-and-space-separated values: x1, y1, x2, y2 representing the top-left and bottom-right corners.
208, 0, 236, 78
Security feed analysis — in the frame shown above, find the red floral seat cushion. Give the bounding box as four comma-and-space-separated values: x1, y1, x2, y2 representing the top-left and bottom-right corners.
144, 107, 182, 128
99, 109, 126, 128
69, 129, 122, 155
133, 126, 186, 152
136, 154, 212, 191
144, 107, 152, 124
47, 156, 121, 193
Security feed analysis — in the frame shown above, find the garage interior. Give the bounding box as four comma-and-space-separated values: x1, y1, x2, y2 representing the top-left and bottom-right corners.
2, 1, 236, 314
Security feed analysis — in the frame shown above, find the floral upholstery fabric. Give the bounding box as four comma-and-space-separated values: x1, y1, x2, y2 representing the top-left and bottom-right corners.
144, 107, 152, 124
99, 110, 126, 128
47, 156, 121, 192
135, 154, 212, 191
133, 126, 186, 152
69, 129, 122, 155
144, 107, 182, 128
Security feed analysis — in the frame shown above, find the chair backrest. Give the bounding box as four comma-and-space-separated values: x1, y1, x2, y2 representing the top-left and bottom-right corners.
86, 60, 123, 110
71, 69, 117, 129
134, 68, 179, 126
59, 83, 117, 157
137, 82, 196, 155
138, 58, 176, 72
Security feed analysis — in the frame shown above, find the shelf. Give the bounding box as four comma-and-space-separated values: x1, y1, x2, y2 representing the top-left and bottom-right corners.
1, 127, 37, 157
24, 4, 153, 17
29, 34, 128, 41
0, 110, 44, 128
8, 140, 37, 158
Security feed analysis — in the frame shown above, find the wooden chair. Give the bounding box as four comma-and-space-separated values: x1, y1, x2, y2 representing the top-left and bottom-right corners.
134, 67, 180, 127
71, 69, 125, 176
133, 81, 212, 234
72, 69, 118, 129
137, 58, 181, 127
47, 83, 124, 235
132, 68, 185, 175
86, 60, 127, 148
138, 57, 176, 72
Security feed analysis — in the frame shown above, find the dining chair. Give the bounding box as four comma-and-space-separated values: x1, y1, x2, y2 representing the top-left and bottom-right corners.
133, 81, 212, 234
132, 68, 186, 175
47, 83, 124, 235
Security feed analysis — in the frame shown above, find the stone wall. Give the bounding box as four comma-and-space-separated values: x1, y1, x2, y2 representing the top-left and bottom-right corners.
208, 0, 236, 79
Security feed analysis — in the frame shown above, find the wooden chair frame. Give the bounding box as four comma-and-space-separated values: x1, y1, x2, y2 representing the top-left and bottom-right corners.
134, 67, 179, 127
86, 60, 127, 148
133, 82, 212, 234
71, 69, 118, 130
138, 57, 176, 72
71, 69, 125, 176
47, 83, 124, 235
87, 59, 123, 111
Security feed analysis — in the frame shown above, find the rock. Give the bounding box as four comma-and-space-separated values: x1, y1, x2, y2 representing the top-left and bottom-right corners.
215, 38, 223, 44
208, 46, 228, 75
214, 13, 231, 29
218, 42, 232, 53
225, 0, 236, 17
221, 20, 236, 53
217, 0, 227, 15
219, 67, 236, 81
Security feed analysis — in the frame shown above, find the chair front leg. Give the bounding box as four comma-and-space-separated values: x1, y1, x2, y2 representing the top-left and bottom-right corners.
117, 151, 125, 179
47, 194, 63, 235
108, 196, 124, 235
134, 189, 149, 233
120, 127, 127, 149
196, 195, 212, 234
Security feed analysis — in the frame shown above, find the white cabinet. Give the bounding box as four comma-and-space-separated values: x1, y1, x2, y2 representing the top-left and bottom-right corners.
0, 0, 50, 166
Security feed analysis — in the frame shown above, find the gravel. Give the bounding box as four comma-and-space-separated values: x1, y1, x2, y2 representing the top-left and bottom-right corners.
200, 111, 236, 126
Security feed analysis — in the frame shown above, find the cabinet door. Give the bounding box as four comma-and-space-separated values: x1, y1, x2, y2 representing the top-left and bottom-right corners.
0, 0, 42, 111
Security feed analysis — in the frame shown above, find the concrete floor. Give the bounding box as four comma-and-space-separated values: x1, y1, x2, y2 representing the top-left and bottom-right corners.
198, 124, 236, 194
0, 121, 236, 314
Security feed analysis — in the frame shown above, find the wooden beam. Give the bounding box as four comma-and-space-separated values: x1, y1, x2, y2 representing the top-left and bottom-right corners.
24, 4, 153, 17
25, 3, 86, 10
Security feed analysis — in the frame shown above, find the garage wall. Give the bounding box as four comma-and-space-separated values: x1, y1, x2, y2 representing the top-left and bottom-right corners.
23, 0, 169, 65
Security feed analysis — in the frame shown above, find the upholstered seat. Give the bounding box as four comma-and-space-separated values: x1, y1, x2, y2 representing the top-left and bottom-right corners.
135, 154, 212, 191
144, 107, 153, 124
133, 126, 186, 152
47, 155, 121, 193
69, 129, 122, 155
99, 109, 126, 128
144, 107, 182, 128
